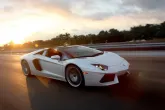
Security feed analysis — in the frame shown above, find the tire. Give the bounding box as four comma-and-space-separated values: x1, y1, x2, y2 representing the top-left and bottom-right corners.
21, 60, 31, 76
65, 65, 84, 88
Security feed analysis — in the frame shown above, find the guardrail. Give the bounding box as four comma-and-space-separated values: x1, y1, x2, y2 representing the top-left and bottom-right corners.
85, 42, 165, 51
85, 42, 165, 46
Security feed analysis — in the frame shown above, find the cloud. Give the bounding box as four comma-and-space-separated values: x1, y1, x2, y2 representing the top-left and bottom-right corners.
1, 0, 165, 20
69, 0, 165, 20
123, 0, 165, 10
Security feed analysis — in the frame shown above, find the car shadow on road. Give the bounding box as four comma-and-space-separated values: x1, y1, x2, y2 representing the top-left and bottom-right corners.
26, 75, 165, 110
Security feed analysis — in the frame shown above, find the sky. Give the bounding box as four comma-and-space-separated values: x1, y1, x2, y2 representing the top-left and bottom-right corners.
0, 0, 165, 45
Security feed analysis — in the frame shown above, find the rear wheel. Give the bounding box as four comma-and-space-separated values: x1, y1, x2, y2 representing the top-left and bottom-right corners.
65, 65, 84, 88
21, 60, 31, 76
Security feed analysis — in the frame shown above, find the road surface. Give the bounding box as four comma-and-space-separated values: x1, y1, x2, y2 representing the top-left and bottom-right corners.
0, 53, 165, 110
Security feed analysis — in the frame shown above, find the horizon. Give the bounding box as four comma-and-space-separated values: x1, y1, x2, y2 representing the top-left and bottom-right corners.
0, 0, 165, 45
0, 21, 165, 47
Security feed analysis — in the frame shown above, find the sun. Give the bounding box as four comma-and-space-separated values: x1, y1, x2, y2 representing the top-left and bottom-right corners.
12, 39, 24, 44
0, 13, 63, 46
2, 27, 26, 45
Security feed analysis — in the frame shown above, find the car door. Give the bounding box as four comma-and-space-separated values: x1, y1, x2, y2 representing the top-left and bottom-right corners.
37, 50, 65, 81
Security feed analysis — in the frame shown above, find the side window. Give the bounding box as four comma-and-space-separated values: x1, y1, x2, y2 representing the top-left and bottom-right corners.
35, 50, 44, 55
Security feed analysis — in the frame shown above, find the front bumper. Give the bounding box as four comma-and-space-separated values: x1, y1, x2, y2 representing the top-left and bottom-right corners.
84, 70, 130, 86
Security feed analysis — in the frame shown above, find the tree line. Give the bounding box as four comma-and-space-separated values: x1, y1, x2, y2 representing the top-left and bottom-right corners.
3, 21, 165, 49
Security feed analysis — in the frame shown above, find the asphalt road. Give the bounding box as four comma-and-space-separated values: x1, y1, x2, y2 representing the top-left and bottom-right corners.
0, 54, 165, 110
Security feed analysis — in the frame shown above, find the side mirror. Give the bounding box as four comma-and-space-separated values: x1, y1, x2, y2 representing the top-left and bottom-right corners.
51, 55, 60, 60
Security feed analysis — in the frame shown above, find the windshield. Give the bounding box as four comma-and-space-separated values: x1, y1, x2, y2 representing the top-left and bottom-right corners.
64, 46, 103, 58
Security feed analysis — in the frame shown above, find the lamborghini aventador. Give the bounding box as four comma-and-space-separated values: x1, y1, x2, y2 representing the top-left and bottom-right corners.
21, 45, 130, 87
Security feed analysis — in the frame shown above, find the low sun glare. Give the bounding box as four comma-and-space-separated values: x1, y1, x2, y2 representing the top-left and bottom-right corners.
0, 14, 63, 45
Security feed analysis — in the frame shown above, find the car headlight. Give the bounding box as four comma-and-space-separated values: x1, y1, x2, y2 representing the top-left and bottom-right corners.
92, 64, 108, 71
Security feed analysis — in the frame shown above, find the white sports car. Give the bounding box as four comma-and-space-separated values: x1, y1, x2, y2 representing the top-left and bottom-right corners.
21, 45, 130, 87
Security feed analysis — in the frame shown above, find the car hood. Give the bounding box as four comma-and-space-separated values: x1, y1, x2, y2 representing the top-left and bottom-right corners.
84, 52, 124, 66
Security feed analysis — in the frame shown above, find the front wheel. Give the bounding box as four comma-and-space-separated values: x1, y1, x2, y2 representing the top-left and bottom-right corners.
21, 60, 31, 76
65, 65, 84, 88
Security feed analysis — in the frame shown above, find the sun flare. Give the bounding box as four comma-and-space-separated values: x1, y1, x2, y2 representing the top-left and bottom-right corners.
0, 14, 63, 45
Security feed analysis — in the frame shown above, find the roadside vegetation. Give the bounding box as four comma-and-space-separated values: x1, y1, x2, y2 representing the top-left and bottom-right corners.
1, 21, 165, 50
